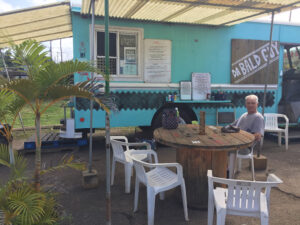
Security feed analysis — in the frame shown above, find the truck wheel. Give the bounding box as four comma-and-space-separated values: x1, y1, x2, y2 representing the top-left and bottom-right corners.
139, 126, 152, 131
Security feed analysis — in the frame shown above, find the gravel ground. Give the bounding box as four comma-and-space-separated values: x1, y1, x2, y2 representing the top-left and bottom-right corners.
2, 128, 300, 225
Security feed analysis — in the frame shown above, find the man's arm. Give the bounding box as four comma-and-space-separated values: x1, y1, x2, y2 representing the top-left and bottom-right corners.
253, 132, 262, 141
252, 116, 264, 141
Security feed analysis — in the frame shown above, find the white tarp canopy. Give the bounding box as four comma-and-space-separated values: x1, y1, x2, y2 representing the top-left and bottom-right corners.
0, 1, 72, 48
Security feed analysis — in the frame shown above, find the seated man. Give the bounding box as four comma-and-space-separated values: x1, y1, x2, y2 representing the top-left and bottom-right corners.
232, 94, 264, 141
228, 94, 264, 178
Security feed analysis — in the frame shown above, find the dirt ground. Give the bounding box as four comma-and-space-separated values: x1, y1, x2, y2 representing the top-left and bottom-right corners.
2, 127, 300, 225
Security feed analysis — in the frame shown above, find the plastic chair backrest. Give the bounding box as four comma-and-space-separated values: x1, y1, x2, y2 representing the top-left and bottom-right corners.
110, 137, 129, 161
132, 158, 147, 184
264, 113, 279, 130
208, 170, 282, 213
227, 181, 263, 211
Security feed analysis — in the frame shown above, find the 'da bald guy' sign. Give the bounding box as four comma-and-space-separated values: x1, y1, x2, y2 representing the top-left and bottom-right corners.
231, 39, 279, 84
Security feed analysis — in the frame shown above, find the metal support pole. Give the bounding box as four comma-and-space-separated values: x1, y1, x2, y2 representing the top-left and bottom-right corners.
88, 0, 95, 173
105, 0, 111, 224
60, 39, 63, 62
262, 11, 275, 116
50, 40, 52, 60
0, 49, 26, 134
260, 11, 275, 157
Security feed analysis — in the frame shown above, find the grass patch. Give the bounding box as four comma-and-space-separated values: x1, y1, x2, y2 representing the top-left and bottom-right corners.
12, 102, 70, 129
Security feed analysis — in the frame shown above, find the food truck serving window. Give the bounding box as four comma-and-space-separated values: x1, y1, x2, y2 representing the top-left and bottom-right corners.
283, 45, 300, 74
95, 26, 143, 80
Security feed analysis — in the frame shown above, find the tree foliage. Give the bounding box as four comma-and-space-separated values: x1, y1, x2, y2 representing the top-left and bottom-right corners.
0, 39, 115, 190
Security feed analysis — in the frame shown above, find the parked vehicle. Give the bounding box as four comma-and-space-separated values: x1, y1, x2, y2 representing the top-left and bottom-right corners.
71, 7, 300, 131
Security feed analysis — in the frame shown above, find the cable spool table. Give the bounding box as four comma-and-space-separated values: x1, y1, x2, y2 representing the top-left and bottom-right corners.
154, 124, 254, 209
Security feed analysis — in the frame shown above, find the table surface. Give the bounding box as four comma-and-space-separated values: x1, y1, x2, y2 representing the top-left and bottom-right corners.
154, 124, 254, 151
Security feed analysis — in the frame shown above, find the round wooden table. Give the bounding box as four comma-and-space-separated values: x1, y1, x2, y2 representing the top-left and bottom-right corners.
154, 124, 254, 209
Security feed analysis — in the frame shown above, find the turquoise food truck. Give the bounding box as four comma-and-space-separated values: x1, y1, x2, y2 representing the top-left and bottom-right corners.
71, 5, 300, 132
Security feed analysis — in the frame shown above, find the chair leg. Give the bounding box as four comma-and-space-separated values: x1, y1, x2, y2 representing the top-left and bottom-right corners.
278, 132, 282, 146
147, 187, 156, 225
260, 212, 269, 225
228, 152, 236, 179
260, 136, 264, 148
238, 158, 242, 172
251, 156, 255, 181
159, 192, 165, 200
216, 209, 226, 225
180, 181, 189, 221
111, 158, 116, 185
285, 131, 288, 151
124, 164, 132, 193
133, 177, 140, 212
147, 153, 152, 163
207, 196, 214, 225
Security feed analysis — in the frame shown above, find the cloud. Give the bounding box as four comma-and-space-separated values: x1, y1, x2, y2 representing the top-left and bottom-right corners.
0, 0, 20, 13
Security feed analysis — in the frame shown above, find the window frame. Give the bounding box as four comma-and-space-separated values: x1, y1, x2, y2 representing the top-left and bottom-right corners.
91, 25, 144, 81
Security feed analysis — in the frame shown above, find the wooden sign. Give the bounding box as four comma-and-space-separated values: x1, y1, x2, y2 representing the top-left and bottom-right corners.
231, 39, 279, 84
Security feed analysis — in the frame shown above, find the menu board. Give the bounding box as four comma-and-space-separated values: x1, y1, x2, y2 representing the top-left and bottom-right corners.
192, 73, 211, 100
144, 39, 171, 83
180, 81, 192, 100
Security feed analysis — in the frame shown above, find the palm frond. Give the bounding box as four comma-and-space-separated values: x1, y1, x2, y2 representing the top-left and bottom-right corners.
0, 91, 26, 121
40, 84, 110, 115
0, 79, 37, 111
6, 94, 26, 114
32, 195, 58, 225
38, 59, 101, 94
0, 90, 14, 119
75, 79, 118, 112
0, 144, 10, 168
8, 184, 45, 225
0, 145, 28, 179
10, 153, 28, 180
11, 40, 51, 79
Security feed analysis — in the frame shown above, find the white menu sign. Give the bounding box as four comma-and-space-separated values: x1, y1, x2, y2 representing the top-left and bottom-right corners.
192, 73, 211, 100
144, 39, 171, 83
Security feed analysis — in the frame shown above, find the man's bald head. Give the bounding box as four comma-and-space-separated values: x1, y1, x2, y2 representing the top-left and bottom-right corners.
245, 95, 259, 114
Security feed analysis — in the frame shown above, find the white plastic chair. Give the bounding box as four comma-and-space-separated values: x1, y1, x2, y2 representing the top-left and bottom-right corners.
207, 170, 282, 225
110, 136, 153, 193
129, 151, 189, 225
262, 113, 289, 150
236, 142, 257, 181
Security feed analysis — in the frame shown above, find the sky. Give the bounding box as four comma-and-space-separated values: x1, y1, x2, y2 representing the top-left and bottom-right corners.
0, 0, 299, 62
